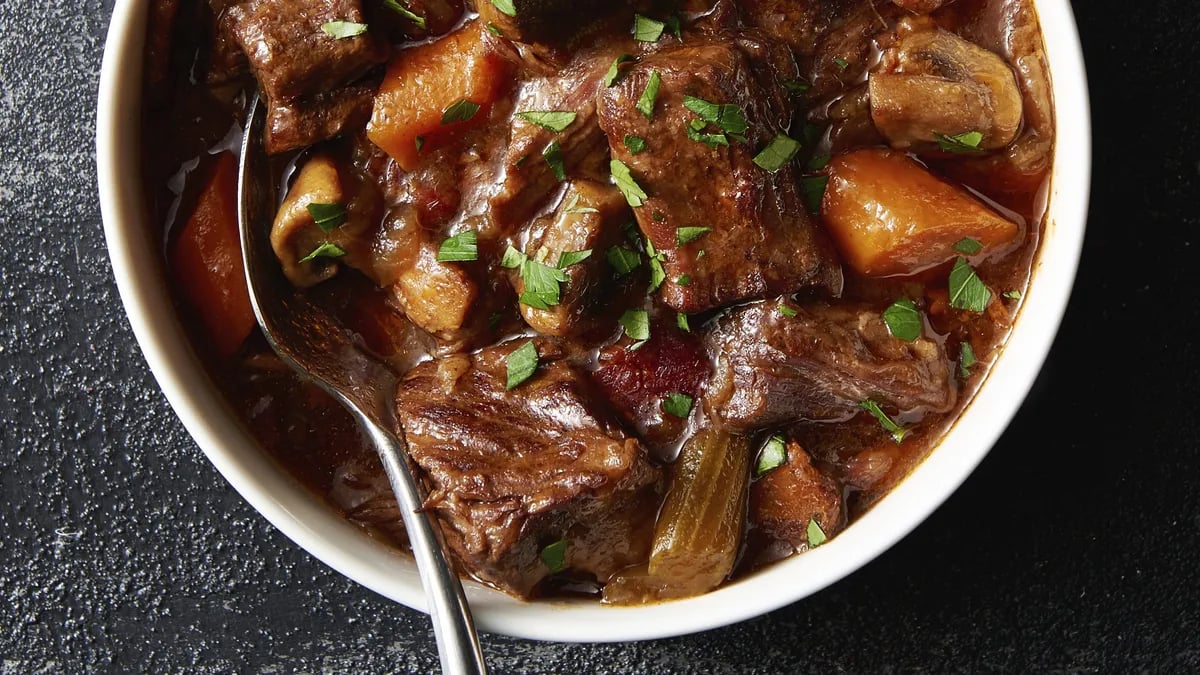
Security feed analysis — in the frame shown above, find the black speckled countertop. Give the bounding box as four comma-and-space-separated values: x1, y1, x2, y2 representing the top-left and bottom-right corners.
3, 0, 1199, 671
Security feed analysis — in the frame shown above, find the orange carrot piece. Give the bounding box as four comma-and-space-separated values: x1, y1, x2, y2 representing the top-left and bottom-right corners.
170, 151, 256, 358
367, 21, 512, 171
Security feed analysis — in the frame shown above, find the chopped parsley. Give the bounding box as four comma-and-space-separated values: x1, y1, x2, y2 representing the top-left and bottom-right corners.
562, 194, 598, 214
306, 203, 346, 232
662, 392, 693, 419
543, 141, 566, 182
435, 230, 478, 262
632, 14, 665, 42
557, 249, 592, 268
519, 258, 568, 309
506, 341, 539, 390
954, 237, 984, 255
801, 175, 829, 214
860, 400, 908, 443
948, 257, 992, 312
624, 135, 647, 154
611, 160, 648, 207
516, 110, 577, 132
500, 244, 527, 269
606, 246, 641, 276
485, 22, 503, 36
636, 71, 662, 119
645, 238, 666, 292
778, 304, 798, 318
783, 78, 812, 94
321, 21, 368, 39
490, 0, 516, 17
807, 518, 827, 547
619, 308, 650, 341
382, 0, 426, 29
936, 131, 985, 153
754, 435, 787, 477
540, 538, 567, 572
1004, 289, 1023, 300
676, 312, 691, 332
832, 57, 850, 70
959, 342, 977, 379
806, 154, 831, 171
676, 226, 711, 246
753, 134, 802, 172
603, 54, 635, 87
675, 274, 691, 286
882, 298, 922, 342
441, 99, 480, 125
298, 242, 346, 264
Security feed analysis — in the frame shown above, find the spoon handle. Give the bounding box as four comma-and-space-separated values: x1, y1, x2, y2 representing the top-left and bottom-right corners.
357, 411, 488, 675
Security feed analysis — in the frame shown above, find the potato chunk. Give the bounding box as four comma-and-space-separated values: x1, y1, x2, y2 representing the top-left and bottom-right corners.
366, 21, 512, 171
822, 149, 1020, 277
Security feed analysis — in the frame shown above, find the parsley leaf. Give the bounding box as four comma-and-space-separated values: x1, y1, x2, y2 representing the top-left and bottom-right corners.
307, 203, 346, 232
298, 242, 346, 264
860, 400, 908, 443
501, 245, 527, 269
506, 341, 539, 390
676, 226, 711, 246
936, 131, 985, 153
611, 160, 648, 207
753, 134, 802, 172
636, 71, 661, 119
778, 304, 798, 318
807, 518, 827, 547
519, 258, 568, 309
606, 246, 641, 276
959, 341, 977, 379
516, 110, 577, 132
755, 435, 787, 477
557, 249, 592, 268
321, 21, 368, 39
954, 237, 984, 255
540, 538, 568, 572
490, 0, 516, 17
662, 392, 693, 419
436, 230, 478, 262
948, 257, 992, 312
882, 298, 922, 342
632, 14, 665, 42
676, 312, 691, 332
382, 0, 426, 28
619, 308, 650, 341
624, 135, 647, 154
801, 175, 829, 214
543, 141, 566, 182
441, 99, 480, 125
603, 54, 635, 87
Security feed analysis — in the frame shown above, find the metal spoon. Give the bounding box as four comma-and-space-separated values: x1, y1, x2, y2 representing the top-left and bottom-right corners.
236, 94, 487, 675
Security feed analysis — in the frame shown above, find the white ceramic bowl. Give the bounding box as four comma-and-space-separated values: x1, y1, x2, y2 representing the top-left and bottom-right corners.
97, 0, 1090, 643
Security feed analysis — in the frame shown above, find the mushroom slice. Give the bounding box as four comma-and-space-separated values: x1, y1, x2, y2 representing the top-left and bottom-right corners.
869, 17, 1023, 150
270, 154, 381, 287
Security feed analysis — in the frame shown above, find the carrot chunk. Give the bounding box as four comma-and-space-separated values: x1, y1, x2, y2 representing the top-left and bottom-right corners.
822, 148, 1020, 277
367, 22, 512, 171
170, 152, 256, 357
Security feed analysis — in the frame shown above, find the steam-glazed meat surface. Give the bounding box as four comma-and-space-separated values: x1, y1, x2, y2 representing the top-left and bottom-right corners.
395, 342, 662, 597
597, 41, 842, 313
144, 0, 1054, 603
707, 299, 956, 430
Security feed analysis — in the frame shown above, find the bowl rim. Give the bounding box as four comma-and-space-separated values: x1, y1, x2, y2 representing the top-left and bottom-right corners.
97, 0, 1091, 643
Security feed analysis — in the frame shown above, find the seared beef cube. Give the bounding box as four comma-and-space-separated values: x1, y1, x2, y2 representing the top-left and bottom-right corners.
227, 0, 388, 103
592, 319, 709, 450
738, 0, 853, 58
264, 83, 376, 154
476, 0, 629, 47
207, 0, 248, 84
751, 439, 844, 550
706, 299, 956, 430
489, 55, 613, 233
395, 342, 663, 597
597, 41, 841, 314
513, 181, 629, 336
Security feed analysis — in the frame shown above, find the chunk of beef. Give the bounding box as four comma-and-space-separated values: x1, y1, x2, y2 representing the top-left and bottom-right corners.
891, 0, 950, 13
489, 54, 613, 233
596, 40, 842, 314
475, 0, 631, 47
750, 439, 844, 549
738, 0, 857, 59
264, 83, 376, 155
227, 0, 388, 103
705, 299, 956, 430
514, 181, 630, 336
592, 318, 709, 451
395, 342, 663, 597
207, 0, 248, 84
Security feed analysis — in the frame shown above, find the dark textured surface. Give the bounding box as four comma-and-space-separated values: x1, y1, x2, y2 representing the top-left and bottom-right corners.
2, 0, 1199, 672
